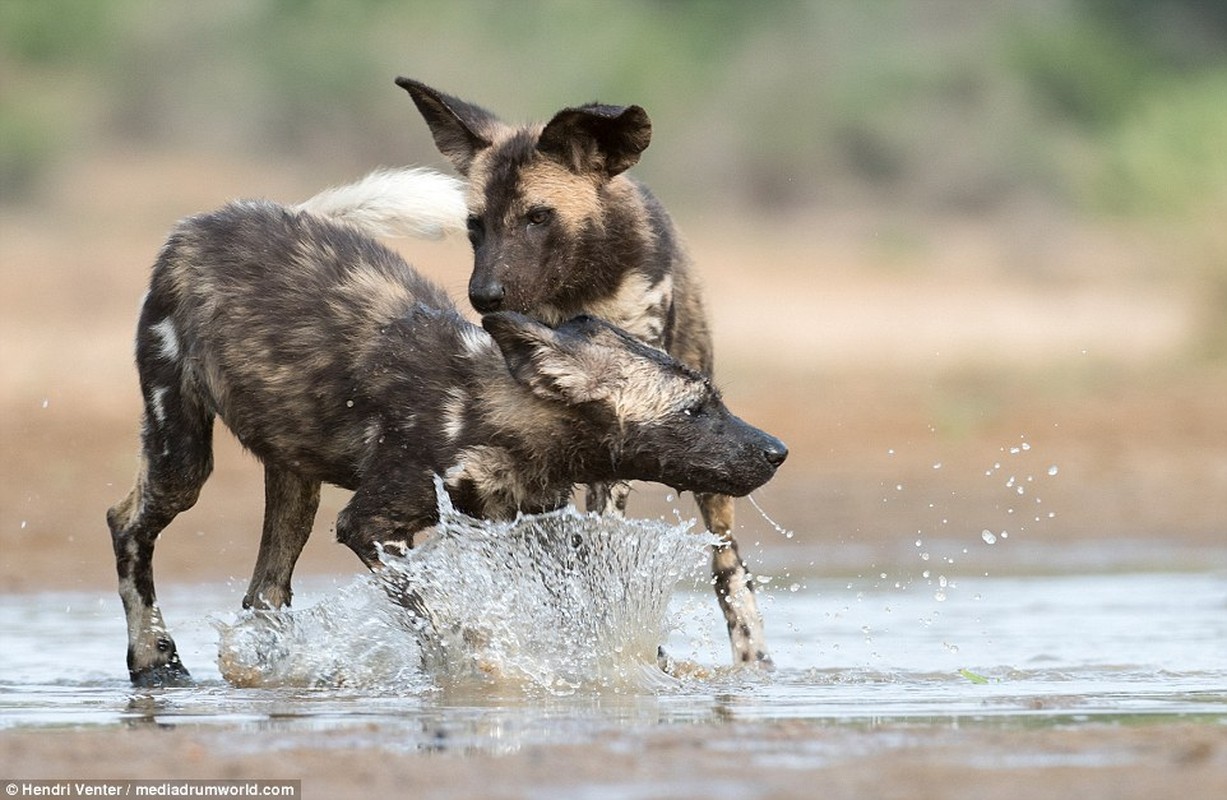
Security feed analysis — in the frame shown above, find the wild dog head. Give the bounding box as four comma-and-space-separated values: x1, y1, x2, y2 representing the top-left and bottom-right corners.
397, 78, 653, 319
482, 312, 787, 497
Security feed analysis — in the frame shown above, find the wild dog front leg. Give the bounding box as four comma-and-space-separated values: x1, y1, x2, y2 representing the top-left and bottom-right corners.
335, 495, 425, 569
696, 492, 772, 668
335, 444, 434, 569
335, 471, 435, 620
242, 465, 321, 610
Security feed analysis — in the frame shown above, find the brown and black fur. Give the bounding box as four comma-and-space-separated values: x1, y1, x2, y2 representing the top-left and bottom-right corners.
108, 177, 787, 686
397, 78, 776, 666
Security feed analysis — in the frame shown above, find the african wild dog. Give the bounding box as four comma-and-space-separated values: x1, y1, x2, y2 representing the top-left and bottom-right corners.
108, 168, 787, 686
397, 78, 776, 666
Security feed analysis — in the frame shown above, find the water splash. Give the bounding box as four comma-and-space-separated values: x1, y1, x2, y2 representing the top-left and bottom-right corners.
747, 493, 794, 539
217, 482, 712, 693
216, 577, 426, 690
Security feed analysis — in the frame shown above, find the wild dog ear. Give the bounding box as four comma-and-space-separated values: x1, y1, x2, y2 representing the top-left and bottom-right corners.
537, 104, 652, 178
482, 312, 614, 405
395, 77, 501, 175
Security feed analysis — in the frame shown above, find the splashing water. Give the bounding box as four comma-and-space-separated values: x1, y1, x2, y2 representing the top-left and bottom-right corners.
217, 483, 713, 694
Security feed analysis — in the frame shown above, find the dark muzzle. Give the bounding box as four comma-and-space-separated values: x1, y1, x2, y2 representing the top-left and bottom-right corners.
469, 278, 505, 313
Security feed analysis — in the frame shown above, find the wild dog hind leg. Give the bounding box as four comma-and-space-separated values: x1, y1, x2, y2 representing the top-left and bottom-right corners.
584, 481, 631, 516
107, 310, 214, 685
696, 492, 772, 668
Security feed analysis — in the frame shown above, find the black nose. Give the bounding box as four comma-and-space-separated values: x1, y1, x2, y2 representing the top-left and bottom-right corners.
763, 436, 788, 468
469, 281, 505, 313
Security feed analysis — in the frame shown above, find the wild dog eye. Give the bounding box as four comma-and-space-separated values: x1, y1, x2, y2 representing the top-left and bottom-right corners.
681, 399, 707, 418
526, 207, 553, 227
466, 215, 484, 244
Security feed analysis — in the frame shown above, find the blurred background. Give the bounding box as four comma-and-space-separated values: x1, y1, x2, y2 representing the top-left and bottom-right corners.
2, 0, 1225, 593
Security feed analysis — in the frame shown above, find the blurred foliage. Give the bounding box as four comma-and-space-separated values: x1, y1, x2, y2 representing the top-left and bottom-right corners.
1, 0, 1226, 220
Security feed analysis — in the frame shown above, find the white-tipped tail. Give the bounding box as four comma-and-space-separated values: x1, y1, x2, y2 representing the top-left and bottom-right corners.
296, 167, 467, 240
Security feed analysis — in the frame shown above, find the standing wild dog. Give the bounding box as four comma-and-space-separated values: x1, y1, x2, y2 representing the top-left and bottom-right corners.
397, 78, 776, 666
108, 168, 787, 686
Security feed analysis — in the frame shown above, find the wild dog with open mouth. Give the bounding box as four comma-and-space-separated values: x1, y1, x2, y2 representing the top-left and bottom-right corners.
397, 78, 778, 666
107, 168, 787, 686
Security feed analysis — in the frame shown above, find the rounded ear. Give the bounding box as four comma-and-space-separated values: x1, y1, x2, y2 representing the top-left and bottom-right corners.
482, 312, 609, 404
482, 312, 553, 364
537, 103, 652, 178
395, 77, 501, 175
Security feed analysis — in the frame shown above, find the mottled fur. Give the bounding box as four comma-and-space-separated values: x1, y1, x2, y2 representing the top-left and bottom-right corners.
398, 79, 775, 665
108, 169, 786, 685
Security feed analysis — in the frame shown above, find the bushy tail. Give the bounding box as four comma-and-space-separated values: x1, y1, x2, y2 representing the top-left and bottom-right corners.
296, 167, 466, 240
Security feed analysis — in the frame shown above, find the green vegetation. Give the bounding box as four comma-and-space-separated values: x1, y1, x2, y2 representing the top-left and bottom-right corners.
2, 1, 1225, 350
958, 668, 990, 685
3, 0, 1226, 217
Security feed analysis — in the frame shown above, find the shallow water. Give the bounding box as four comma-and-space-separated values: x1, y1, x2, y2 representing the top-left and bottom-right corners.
1, 503, 1224, 753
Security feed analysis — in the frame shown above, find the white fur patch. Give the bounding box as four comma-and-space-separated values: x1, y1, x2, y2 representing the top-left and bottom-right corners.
149, 386, 169, 425
296, 167, 467, 240
459, 325, 488, 357
149, 319, 181, 362
584, 273, 673, 347
444, 445, 529, 519
441, 388, 468, 443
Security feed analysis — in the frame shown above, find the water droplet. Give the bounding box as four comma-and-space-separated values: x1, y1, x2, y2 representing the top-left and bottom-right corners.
932, 462, 942, 470
1021, 442, 1031, 451
41, 399, 49, 409
920, 552, 930, 561
934, 591, 947, 602
1047, 465, 1059, 476
981, 530, 997, 544
345, 399, 354, 408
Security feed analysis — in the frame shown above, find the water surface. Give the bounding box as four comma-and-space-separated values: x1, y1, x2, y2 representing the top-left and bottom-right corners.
2, 505, 1223, 754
